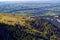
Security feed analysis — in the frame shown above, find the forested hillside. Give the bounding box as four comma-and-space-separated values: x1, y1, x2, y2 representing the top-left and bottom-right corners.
0, 14, 60, 40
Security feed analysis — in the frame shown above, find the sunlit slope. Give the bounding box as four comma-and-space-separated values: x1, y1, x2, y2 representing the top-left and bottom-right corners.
0, 14, 60, 40
0, 14, 34, 25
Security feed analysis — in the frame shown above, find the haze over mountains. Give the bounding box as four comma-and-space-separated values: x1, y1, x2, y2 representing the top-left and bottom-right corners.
0, 2, 60, 16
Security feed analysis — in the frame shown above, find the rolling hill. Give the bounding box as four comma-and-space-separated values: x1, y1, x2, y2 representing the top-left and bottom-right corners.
0, 14, 60, 40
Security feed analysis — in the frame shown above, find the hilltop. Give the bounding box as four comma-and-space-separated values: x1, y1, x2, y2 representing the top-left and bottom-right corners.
0, 14, 60, 40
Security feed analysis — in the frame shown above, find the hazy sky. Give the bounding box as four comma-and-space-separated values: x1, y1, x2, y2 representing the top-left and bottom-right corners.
0, 0, 59, 2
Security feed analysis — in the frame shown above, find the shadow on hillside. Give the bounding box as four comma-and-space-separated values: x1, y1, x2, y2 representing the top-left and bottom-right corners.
0, 23, 48, 40
0, 23, 12, 40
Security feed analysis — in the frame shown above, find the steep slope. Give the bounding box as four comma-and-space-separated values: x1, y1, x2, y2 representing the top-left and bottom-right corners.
0, 14, 60, 40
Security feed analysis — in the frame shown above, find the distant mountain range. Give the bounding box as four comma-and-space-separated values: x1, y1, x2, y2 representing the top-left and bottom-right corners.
0, 2, 60, 16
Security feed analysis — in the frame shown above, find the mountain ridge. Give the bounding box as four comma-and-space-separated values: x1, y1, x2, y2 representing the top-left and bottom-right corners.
0, 14, 60, 40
